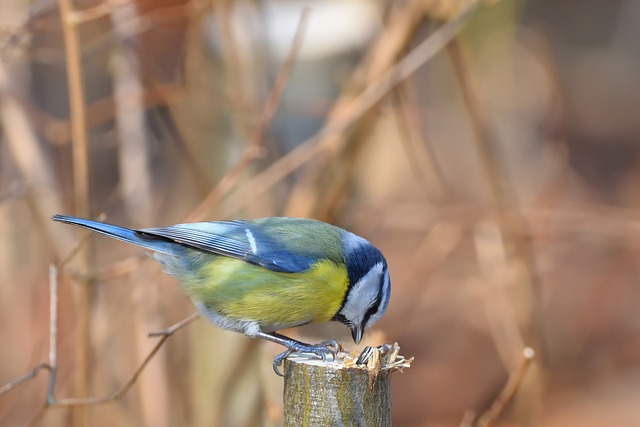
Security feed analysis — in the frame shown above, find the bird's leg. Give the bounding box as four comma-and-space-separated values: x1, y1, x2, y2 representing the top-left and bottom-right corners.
253, 331, 341, 376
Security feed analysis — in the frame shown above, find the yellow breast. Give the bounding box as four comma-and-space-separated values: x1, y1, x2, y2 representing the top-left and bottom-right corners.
182, 256, 349, 328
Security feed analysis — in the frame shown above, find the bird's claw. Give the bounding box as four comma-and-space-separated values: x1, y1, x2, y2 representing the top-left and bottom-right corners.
271, 340, 342, 377
273, 349, 294, 376
317, 339, 342, 354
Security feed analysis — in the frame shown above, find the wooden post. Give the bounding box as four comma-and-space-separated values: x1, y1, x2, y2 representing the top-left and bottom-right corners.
283, 343, 412, 427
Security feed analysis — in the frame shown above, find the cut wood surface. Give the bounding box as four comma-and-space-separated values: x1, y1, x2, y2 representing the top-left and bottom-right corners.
283, 343, 412, 427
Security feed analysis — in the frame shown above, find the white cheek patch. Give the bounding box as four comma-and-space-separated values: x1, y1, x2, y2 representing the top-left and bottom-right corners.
366, 269, 390, 328
339, 262, 384, 325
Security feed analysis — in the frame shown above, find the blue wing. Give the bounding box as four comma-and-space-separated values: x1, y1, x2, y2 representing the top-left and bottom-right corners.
140, 220, 317, 273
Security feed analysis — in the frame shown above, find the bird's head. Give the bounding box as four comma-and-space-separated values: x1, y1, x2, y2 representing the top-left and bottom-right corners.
333, 232, 390, 344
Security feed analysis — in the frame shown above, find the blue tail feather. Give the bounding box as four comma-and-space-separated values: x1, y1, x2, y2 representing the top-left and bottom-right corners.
51, 214, 181, 255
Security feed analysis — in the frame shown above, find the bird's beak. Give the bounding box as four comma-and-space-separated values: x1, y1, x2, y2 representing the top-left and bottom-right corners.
351, 325, 363, 344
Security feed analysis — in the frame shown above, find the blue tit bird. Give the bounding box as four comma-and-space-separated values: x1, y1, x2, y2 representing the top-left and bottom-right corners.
52, 215, 391, 374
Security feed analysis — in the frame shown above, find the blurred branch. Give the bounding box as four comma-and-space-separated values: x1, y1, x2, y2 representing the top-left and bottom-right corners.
1, 0, 203, 57
350, 200, 640, 243
476, 348, 536, 427
285, 0, 480, 220
473, 221, 527, 362
0, 63, 77, 259
391, 82, 453, 200
68, 0, 130, 23
223, 0, 477, 217
57, 0, 93, 424
284, 0, 436, 218
456, 349, 534, 427
0, 80, 184, 148
402, 221, 465, 321
216, 339, 261, 427
110, 1, 171, 423
95, 256, 144, 281
0, 182, 27, 204
188, 7, 312, 221
448, 35, 543, 358
459, 410, 477, 427
215, 1, 252, 146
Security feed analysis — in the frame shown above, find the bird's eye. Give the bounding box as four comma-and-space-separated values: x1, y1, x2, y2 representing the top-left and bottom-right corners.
365, 304, 378, 319
361, 303, 379, 329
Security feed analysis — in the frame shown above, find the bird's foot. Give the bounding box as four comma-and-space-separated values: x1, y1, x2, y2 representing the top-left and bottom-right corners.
272, 339, 342, 376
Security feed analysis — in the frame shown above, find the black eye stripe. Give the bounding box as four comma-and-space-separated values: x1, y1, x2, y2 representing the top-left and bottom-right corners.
361, 287, 383, 328
362, 265, 388, 327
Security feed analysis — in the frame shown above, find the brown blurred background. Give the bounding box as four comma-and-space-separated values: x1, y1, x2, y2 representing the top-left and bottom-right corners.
2, 0, 640, 426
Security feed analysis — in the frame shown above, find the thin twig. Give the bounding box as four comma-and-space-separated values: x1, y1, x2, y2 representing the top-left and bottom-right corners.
0, 363, 52, 396
58, 0, 91, 219
187, 7, 312, 221
147, 313, 200, 337
1, 266, 60, 425
3, 296, 198, 424
476, 348, 535, 427
52, 338, 168, 406
46, 265, 58, 403
40, 314, 198, 407
0, 250, 92, 399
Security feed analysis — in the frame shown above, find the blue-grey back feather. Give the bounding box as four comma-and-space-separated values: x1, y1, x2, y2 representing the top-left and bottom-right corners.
141, 220, 317, 273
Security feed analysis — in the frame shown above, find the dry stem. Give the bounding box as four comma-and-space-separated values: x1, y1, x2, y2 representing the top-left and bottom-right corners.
476, 348, 536, 427
57, 0, 93, 424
